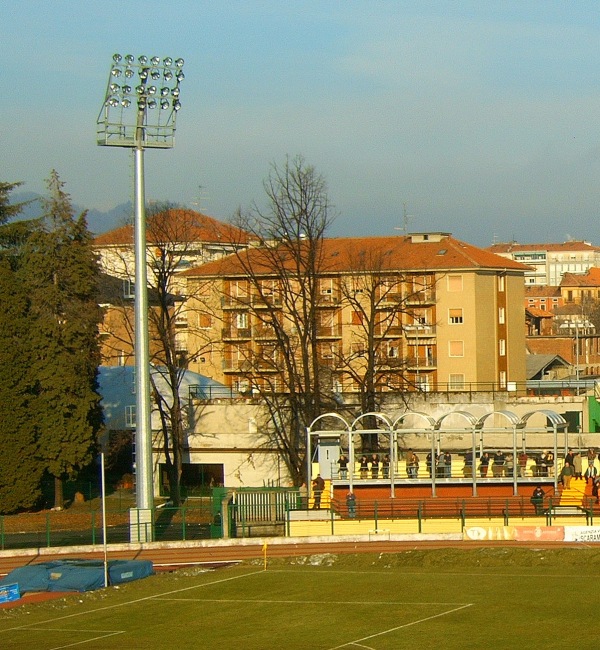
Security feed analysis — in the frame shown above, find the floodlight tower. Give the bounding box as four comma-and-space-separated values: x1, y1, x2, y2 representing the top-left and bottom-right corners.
97, 54, 185, 541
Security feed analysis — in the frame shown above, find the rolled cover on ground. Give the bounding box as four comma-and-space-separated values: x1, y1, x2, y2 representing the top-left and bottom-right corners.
109, 560, 154, 584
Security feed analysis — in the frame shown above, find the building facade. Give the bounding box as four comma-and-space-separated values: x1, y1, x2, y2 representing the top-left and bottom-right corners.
487, 240, 600, 286
183, 233, 528, 395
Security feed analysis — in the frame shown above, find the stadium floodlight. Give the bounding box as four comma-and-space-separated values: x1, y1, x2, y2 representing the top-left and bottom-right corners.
97, 54, 185, 541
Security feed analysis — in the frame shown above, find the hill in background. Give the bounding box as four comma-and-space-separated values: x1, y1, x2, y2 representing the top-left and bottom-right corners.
11, 192, 132, 235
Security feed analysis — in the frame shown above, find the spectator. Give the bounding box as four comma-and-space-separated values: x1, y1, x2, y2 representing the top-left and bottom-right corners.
561, 462, 574, 490
585, 463, 598, 485
544, 450, 555, 477
493, 450, 505, 477
479, 452, 490, 478
359, 456, 369, 479
382, 454, 390, 479
539, 451, 548, 477
506, 454, 514, 478
312, 474, 325, 509
371, 453, 380, 479
573, 452, 583, 481
463, 451, 473, 477
337, 454, 349, 480
530, 485, 545, 515
346, 491, 356, 518
593, 476, 600, 504
406, 449, 419, 479
587, 448, 597, 469
443, 451, 452, 478
426, 451, 433, 477
565, 448, 576, 470
518, 451, 528, 478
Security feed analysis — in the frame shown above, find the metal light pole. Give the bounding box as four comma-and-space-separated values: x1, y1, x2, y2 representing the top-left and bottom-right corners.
97, 54, 185, 541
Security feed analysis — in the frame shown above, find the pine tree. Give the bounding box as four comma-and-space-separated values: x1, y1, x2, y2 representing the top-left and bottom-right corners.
22, 171, 103, 508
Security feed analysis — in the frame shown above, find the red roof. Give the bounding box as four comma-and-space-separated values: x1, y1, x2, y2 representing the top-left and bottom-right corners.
184, 234, 529, 278
488, 240, 600, 254
560, 267, 600, 287
94, 209, 253, 246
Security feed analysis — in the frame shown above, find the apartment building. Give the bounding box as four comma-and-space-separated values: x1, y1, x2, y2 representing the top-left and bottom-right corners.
94, 209, 253, 366
487, 240, 600, 286
183, 233, 528, 394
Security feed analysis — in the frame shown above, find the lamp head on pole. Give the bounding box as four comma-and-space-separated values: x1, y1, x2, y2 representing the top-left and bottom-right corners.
97, 53, 185, 149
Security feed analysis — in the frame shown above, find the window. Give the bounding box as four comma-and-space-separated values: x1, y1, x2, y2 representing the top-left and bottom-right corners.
499, 371, 507, 389
447, 275, 463, 292
123, 279, 135, 299
449, 340, 464, 357
236, 312, 248, 329
498, 307, 505, 325
125, 405, 136, 428
499, 339, 506, 356
498, 275, 505, 292
198, 313, 212, 329
449, 374, 465, 390
351, 310, 363, 325
449, 308, 463, 324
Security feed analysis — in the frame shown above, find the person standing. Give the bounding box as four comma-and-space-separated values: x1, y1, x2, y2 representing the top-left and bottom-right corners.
493, 450, 505, 477
443, 451, 452, 478
585, 463, 598, 485
359, 456, 369, 479
371, 453, 380, 479
561, 462, 573, 490
518, 451, 528, 478
312, 474, 325, 509
382, 454, 390, 479
406, 449, 419, 479
573, 452, 583, 481
337, 454, 349, 480
544, 450, 555, 477
346, 491, 356, 518
479, 452, 490, 478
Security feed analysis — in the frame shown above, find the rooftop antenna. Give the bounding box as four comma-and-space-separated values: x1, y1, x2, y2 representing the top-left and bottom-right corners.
395, 202, 413, 234
190, 184, 209, 211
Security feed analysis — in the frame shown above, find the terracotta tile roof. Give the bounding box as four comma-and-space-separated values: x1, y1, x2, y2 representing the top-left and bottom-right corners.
183, 234, 529, 278
525, 307, 553, 318
488, 240, 600, 254
524, 285, 561, 297
93, 209, 252, 246
560, 267, 600, 287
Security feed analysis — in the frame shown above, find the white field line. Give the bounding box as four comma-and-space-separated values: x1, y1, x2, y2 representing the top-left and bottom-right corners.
2, 570, 262, 633
7, 628, 124, 650
266, 567, 585, 579
156, 597, 470, 606
326, 603, 474, 650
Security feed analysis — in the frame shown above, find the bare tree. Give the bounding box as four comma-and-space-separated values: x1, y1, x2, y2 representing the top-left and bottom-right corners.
330, 245, 436, 450
98, 204, 224, 505
230, 156, 335, 485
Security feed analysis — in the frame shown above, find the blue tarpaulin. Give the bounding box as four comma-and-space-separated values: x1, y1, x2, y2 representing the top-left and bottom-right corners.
0, 559, 154, 594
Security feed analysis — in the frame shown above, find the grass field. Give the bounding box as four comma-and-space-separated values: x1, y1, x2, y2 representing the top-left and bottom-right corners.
0, 546, 596, 649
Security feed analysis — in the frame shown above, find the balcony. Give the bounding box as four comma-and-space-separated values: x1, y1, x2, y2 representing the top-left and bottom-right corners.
404, 324, 436, 338
318, 292, 341, 307
253, 325, 278, 340
221, 295, 252, 309
222, 327, 252, 341
405, 290, 435, 305
316, 325, 342, 339
406, 355, 437, 370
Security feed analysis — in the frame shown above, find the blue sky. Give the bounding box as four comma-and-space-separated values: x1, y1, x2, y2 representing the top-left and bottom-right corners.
3, 1, 600, 246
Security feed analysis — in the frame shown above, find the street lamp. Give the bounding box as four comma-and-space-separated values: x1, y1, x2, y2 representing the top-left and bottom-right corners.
97, 54, 185, 541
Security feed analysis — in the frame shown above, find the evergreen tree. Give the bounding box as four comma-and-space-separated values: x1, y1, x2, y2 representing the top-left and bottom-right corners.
0, 183, 43, 512
22, 171, 103, 508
